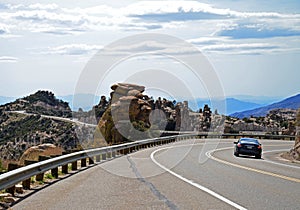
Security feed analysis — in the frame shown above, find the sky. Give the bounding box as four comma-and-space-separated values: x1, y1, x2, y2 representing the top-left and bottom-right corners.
1, 0, 300, 100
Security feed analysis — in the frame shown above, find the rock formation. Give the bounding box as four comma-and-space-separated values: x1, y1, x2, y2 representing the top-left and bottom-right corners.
98, 83, 153, 144
175, 101, 191, 131
288, 108, 300, 160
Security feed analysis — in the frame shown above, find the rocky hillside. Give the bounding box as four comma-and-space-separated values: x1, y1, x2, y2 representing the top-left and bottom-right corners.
0, 109, 78, 162
225, 109, 297, 135
230, 93, 300, 118
0, 91, 86, 167
0, 90, 72, 118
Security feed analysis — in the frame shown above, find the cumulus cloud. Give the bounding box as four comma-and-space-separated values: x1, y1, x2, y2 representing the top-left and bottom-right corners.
0, 1, 299, 57
45, 44, 103, 55
0, 1, 299, 37
0, 56, 18, 62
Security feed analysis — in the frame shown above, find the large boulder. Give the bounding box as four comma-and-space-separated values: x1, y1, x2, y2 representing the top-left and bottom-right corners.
98, 83, 152, 144
19, 144, 63, 165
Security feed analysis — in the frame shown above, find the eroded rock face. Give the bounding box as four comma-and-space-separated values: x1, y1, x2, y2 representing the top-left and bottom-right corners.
98, 83, 153, 144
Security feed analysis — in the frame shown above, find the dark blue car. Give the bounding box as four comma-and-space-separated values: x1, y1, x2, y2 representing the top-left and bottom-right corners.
234, 138, 262, 159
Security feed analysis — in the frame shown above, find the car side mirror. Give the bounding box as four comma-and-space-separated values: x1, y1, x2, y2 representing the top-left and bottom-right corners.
233, 141, 238, 144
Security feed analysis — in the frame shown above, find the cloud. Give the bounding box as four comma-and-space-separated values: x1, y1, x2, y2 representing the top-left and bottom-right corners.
8, 3, 59, 11
0, 23, 10, 35
130, 11, 227, 22
125, 1, 300, 21
217, 23, 300, 39
188, 37, 228, 45
0, 0, 299, 58
101, 39, 200, 57
200, 43, 281, 55
187, 36, 286, 55
43, 38, 294, 57
0, 56, 18, 62
0, 1, 299, 37
45, 44, 103, 55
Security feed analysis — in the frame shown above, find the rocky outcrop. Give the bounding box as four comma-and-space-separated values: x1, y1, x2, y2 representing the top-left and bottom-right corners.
175, 101, 191, 131
98, 83, 153, 144
287, 108, 300, 160
224, 108, 297, 134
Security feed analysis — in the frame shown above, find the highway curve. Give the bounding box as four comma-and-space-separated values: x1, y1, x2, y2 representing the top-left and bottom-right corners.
13, 139, 299, 210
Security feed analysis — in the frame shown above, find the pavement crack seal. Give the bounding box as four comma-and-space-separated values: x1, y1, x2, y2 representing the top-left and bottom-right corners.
127, 156, 179, 210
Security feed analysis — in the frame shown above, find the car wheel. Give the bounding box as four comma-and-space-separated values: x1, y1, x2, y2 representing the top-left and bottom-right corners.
234, 152, 239, 157
255, 154, 261, 159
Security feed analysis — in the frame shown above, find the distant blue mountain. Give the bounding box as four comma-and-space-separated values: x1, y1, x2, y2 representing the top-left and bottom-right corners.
57, 94, 101, 111
229, 95, 282, 105
57, 94, 273, 114
230, 93, 300, 118
194, 98, 263, 115
0, 96, 16, 105
3, 93, 295, 117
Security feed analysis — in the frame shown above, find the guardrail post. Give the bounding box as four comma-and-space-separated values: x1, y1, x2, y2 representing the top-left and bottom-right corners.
72, 160, 77, 171
81, 158, 87, 168
96, 155, 101, 162
102, 153, 106, 161
89, 157, 94, 165
36, 156, 50, 181
107, 151, 112, 159
62, 152, 69, 174
70, 150, 79, 171
50, 155, 60, 178
62, 164, 68, 174
112, 151, 116, 158
6, 163, 20, 195
23, 160, 37, 189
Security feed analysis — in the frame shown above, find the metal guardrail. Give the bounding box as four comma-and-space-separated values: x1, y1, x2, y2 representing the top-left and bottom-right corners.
0, 134, 196, 191
0, 133, 295, 191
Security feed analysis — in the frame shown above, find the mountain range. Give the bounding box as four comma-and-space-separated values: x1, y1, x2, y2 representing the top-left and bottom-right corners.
194, 98, 263, 115
230, 93, 300, 118
1, 93, 299, 117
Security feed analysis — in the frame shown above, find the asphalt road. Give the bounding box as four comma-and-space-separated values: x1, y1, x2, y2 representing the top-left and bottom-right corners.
13, 139, 299, 210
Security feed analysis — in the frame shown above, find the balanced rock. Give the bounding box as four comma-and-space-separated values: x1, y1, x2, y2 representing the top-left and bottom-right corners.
98, 83, 151, 144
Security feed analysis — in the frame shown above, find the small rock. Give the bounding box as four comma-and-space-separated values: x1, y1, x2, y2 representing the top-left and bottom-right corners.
15, 184, 23, 194
0, 193, 12, 199
3, 197, 16, 203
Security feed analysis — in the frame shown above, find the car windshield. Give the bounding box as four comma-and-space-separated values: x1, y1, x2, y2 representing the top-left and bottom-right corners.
240, 138, 259, 144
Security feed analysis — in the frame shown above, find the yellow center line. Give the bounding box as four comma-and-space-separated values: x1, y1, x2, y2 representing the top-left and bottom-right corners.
208, 147, 300, 183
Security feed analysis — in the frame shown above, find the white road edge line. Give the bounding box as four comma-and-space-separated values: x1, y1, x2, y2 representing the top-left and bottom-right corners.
263, 149, 300, 169
150, 147, 248, 210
